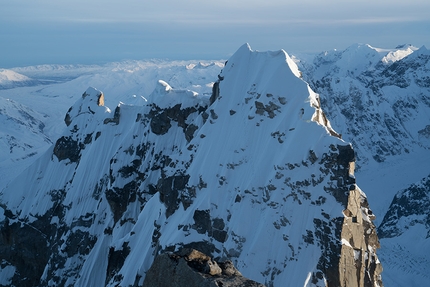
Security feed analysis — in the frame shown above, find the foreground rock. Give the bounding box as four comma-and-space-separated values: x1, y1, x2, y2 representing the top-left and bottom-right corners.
143, 248, 265, 287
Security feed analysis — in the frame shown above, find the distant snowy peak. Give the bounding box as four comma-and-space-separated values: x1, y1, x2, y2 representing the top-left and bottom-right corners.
0, 69, 38, 89
185, 62, 224, 70
341, 43, 418, 63
380, 45, 418, 64
305, 43, 421, 79
0, 69, 31, 83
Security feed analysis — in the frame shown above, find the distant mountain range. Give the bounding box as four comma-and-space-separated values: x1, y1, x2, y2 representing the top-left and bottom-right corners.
0, 43, 429, 286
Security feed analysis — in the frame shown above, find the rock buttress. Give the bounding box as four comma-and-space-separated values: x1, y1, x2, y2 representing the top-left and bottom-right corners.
338, 147, 383, 287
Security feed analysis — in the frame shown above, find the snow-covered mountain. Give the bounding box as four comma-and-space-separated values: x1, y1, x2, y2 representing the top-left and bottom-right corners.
0, 44, 383, 286
0, 60, 224, 191
296, 43, 430, 286
0, 69, 39, 89
1, 42, 429, 287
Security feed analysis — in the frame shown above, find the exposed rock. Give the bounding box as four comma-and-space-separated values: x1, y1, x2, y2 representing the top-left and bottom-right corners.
337, 149, 383, 287
97, 91, 105, 106
339, 186, 382, 287
185, 124, 199, 142
150, 109, 171, 135
106, 242, 131, 285
147, 103, 206, 137
143, 249, 265, 287
254, 100, 280, 118
104, 105, 120, 125
0, 217, 50, 287
156, 174, 191, 217
105, 180, 138, 223
53, 136, 81, 162
210, 79, 221, 105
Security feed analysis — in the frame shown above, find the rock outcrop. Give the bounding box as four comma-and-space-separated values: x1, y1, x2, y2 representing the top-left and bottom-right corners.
143, 248, 265, 287
339, 172, 383, 286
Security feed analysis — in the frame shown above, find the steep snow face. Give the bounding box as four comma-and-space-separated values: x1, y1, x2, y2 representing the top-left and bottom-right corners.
296, 43, 430, 287
0, 44, 381, 287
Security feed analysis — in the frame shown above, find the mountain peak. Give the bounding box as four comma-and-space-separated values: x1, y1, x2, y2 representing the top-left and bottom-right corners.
64, 87, 109, 127
229, 43, 302, 79
0, 69, 31, 84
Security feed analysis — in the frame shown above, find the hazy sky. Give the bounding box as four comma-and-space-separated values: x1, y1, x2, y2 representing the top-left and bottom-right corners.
1, 0, 429, 67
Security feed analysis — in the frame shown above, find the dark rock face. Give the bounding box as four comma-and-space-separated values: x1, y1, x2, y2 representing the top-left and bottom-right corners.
156, 174, 191, 217
105, 180, 138, 223
150, 110, 172, 135
147, 103, 206, 140
106, 242, 131, 285
254, 100, 280, 118
53, 136, 81, 162
143, 248, 266, 287
104, 106, 120, 125
210, 79, 221, 105
0, 217, 50, 287
192, 210, 228, 243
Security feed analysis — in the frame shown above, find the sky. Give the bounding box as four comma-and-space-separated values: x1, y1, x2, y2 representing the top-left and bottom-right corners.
1, 0, 430, 68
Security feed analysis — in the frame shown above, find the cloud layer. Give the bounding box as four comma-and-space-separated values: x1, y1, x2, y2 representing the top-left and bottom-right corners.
1, 1, 429, 67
